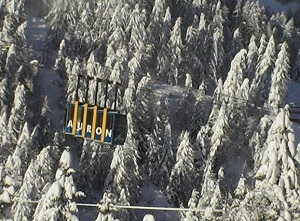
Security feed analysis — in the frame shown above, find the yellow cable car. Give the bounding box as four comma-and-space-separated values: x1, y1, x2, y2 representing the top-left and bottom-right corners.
65, 75, 127, 145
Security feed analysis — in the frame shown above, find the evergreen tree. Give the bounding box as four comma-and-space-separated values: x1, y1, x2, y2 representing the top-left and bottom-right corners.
0, 165, 14, 220
0, 78, 9, 108
104, 113, 140, 208
292, 49, 300, 81
0, 108, 8, 148
46, 0, 79, 46
156, 7, 172, 81
12, 145, 60, 221
95, 192, 118, 221
268, 42, 290, 112
5, 122, 32, 178
184, 13, 207, 88
254, 107, 300, 220
190, 82, 207, 139
173, 88, 196, 132
249, 35, 276, 106
54, 39, 67, 77
222, 48, 247, 102
33, 147, 84, 221
206, 1, 225, 86
246, 35, 258, 81
134, 76, 155, 155
166, 131, 195, 206
199, 103, 228, 217
167, 17, 184, 86
39, 96, 52, 146
147, 0, 167, 61
122, 79, 136, 113
147, 96, 173, 189
229, 28, 244, 61
4, 84, 27, 147
79, 141, 113, 195
240, 0, 267, 39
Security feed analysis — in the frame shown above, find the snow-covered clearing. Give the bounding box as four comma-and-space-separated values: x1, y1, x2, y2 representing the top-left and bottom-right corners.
26, 16, 65, 132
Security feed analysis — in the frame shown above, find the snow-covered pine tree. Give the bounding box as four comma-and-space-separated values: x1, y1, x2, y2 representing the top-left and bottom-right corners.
222, 48, 247, 103
184, 14, 206, 88
282, 18, 299, 64
4, 84, 27, 148
229, 28, 244, 61
66, 58, 83, 103
46, 0, 78, 47
147, 97, 173, 189
156, 7, 172, 81
246, 35, 258, 81
147, 0, 167, 61
292, 49, 300, 81
206, 1, 225, 86
268, 41, 290, 112
104, 113, 140, 217
165, 131, 195, 206
37, 96, 52, 147
0, 78, 9, 110
95, 192, 118, 221
15, 20, 27, 46
122, 79, 136, 113
12, 145, 60, 221
104, 146, 139, 220
152, 122, 174, 189
197, 103, 228, 218
5, 44, 21, 88
5, 122, 32, 179
190, 82, 207, 139
182, 189, 200, 221
254, 106, 300, 220
0, 14, 17, 42
0, 165, 14, 220
33, 147, 84, 221
134, 75, 155, 157
240, 0, 267, 39
79, 141, 113, 195
249, 34, 276, 106
257, 33, 268, 63
167, 17, 184, 86
54, 39, 67, 77
173, 87, 196, 132
0, 108, 8, 149
249, 115, 273, 173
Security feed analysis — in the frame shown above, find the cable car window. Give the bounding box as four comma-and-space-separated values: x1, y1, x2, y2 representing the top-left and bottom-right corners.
94, 110, 103, 141
84, 107, 94, 139
75, 105, 84, 137
104, 112, 113, 144
65, 104, 74, 134
113, 114, 127, 145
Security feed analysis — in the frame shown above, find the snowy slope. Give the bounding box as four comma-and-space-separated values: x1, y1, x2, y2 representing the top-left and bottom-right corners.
259, 0, 299, 14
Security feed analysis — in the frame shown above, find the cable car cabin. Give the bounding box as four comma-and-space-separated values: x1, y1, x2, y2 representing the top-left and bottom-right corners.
64, 76, 127, 145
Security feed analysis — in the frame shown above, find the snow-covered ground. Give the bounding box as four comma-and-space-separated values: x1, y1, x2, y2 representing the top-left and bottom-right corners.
259, 0, 299, 14
135, 183, 179, 221
26, 16, 65, 132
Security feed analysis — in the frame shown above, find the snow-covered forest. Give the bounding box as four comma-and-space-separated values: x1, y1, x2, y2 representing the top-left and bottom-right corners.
1, 0, 300, 220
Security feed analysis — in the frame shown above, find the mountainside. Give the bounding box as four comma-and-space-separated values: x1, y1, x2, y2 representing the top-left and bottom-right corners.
1, 0, 300, 221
